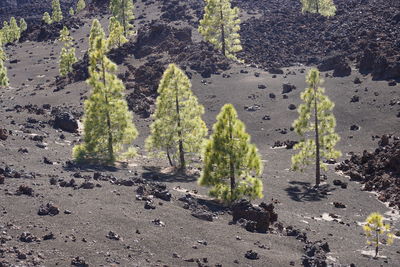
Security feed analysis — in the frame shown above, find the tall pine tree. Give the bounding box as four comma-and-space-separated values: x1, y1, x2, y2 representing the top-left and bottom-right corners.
146, 64, 208, 171
107, 16, 128, 49
291, 68, 341, 186
73, 36, 138, 164
300, 0, 336, 17
52, 0, 63, 22
199, 104, 263, 203
58, 26, 77, 77
109, 0, 135, 37
199, 0, 242, 60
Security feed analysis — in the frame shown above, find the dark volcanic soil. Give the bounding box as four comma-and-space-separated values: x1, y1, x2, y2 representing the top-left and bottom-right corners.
0, 0, 400, 266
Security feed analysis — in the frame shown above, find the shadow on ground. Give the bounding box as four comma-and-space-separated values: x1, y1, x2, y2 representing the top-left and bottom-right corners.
142, 166, 198, 183
285, 181, 336, 202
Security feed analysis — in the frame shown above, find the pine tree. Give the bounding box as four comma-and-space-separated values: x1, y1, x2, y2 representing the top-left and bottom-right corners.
0, 58, 9, 88
69, 7, 75, 16
1, 22, 11, 44
199, 104, 263, 203
58, 27, 77, 77
363, 212, 394, 258
291, 68, 341, 186
199, 0, 242, 60
300, 0, 336, 17
19, 18, 27, 33
9, 17, 21, 42
77, 0, 86, 13
0, 41, 5, 61
88, 19, 105, 56
109, 0, 135, 37
146, 64, 207, 170
107, 16, 128, 49
43, 12, 53, 25
73, 36, 138, 164
52, 0, 63, 22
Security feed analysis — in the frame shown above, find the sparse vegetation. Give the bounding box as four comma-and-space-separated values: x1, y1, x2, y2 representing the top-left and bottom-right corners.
107, 16, 128, 49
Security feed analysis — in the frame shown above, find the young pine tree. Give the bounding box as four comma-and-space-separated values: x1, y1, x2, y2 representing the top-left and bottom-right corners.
73, 36, 138, 164
77, 0, 86, 13
69, 7, 75, 16
107, 16, 128, 49
199, 0, 242, 60
58, 26, 77, 77
43, 12, 53, 24
146, 64, 208, 171
52, 0, 63, 22
19, 18, 27, 33
0, 41, 5, 61
1, 22, 10, 44
88, 19, 105, 55
109, 0, 135, 37
291, 68, 341, 186
199, 104, 263, 203
363, 212, 394, 258
300, 0, 336, 17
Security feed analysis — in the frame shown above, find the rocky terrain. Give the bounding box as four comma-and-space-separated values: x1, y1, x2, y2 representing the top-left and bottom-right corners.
0, 0, 399, 266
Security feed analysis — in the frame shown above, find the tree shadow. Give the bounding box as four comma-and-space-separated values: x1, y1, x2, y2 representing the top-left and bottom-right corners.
142, 166, 198, 183
62, 160, 120, 173
285, 181, 336, 202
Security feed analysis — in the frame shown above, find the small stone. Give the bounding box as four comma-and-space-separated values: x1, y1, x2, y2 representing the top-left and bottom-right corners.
350, 95, 359, 103
288, 104, 296, 110
333, 202, 346, 208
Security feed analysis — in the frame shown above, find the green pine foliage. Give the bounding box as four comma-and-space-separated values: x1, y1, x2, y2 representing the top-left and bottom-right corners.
69, 7, 75, 16
43, 12, 53, 24
146, 64, 208, 170
9, 17, 21, 42
77, 0, 86, 13
199, 0, 242, 60
58, 26, 77, 77
301, 0, 336, 17
19, 18, 27, 33
52, 0, 63, 22
199, 104, 263, 203
88, 19, 105, 56
0, 41, 8, 88
109, 0, 136, 37
107, 16, 128, 49
291, 68, 341, 186
73, 36, 138, 164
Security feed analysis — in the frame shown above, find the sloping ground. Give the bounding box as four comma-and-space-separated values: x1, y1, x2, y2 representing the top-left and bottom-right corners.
236, 0, 400, 79
0, 0, 77, 23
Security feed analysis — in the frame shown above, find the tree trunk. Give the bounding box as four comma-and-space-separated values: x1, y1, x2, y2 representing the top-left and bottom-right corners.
219, 3, 226, 57
102, 59, 114, 162
166, 148, 173, 167
315, 0, 319, 14
175, 86, 185, 171
122, 0, 127, 36
229, 117, 235, 200
375, 230, 379, 258
314, 82, 321, 187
